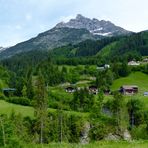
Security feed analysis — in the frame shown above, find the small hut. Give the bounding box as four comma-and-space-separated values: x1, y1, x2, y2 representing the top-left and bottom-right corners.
2, 88, 16, 97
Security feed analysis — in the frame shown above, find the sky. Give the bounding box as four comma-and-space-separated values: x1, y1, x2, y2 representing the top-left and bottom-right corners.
0, 0, 148, 47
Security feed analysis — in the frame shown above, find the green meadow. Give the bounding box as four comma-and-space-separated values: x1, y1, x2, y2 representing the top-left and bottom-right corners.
111, 72, 148, 93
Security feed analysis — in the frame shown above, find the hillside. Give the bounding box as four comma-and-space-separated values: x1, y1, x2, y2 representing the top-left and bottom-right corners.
0, 14, 131, 60
0, 28, 100, 59
51, 31, 148, 59
111, 72, 148, 93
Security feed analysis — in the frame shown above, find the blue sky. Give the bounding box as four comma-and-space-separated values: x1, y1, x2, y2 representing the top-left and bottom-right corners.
0, 0, 148, 46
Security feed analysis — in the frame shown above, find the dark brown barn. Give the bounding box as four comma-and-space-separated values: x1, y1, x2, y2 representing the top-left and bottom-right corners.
120, 85, 138, 95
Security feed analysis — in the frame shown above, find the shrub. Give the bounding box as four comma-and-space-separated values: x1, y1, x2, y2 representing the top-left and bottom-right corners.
0, 93, 6, 100
131, 124, 148, 140
6, 97, 31, 106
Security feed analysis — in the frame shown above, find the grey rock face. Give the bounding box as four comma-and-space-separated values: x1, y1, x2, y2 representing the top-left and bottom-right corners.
123, 129, 131, 141
0, 27, 99, 59
80, 122, 91, 144
56, 14, 131, 36
104, 133, 121, 141
0, 47, 7, 53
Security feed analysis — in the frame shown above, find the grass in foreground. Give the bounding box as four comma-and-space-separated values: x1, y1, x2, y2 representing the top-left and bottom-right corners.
25, 141, 148, 148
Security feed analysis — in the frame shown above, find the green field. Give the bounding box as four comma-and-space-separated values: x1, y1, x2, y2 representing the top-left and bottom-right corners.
111, 72, 148, 109
0, 100, 89, 118
0, 100, 34, 117
0, 71, 147, 117
25, 141, 148, 148
111, 72, 148, 93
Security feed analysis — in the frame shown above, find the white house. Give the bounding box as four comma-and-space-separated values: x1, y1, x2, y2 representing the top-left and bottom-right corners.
144, 92, 148, 96
128, 61, 140, 66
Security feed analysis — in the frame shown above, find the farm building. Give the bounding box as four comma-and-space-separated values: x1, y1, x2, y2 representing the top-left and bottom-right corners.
89, 85, 98, 95
128, 61, 140, 66
2, 88, 16, 97
143, 58, 148, 63
104, 89, 110, 95
65, 86, 76, 93
120, 85, 138, 95
144, 92, 148, 96
104, 64, 110, 69
97, 64, 110, 70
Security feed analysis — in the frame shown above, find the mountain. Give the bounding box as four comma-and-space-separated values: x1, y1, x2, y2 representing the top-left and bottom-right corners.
55, 14, 131, 36
0, 14, 131, 59
0, 47, 8, 53
1, 31, 148, 74
0, 28, 101, 59
0, 47, 4, 51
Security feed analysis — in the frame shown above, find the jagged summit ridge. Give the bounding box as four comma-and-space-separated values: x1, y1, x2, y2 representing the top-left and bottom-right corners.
56, 14, 130, 36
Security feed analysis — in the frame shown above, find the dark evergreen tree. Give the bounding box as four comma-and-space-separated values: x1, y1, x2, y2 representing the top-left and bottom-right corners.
34, 70, 48, 144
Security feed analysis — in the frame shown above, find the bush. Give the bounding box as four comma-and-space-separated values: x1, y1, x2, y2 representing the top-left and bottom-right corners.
89, 121, 111, 140
0, 93, 6, 100
131, 124, 148, 140
6, 97, 31, 106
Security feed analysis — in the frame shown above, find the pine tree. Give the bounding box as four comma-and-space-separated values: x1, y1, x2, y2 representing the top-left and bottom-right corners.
34, 70, 48, 144
22, 85, 27, 97
112, 92, 127, 133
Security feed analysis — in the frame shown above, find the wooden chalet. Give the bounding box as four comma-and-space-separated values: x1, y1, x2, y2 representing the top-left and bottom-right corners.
89, 85, 98, 95
120, 85, 138, 95
65, 86, 76, 93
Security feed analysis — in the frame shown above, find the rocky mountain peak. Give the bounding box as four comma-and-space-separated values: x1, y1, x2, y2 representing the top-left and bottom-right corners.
55, 14, 131, 36
76, 14, 86, 20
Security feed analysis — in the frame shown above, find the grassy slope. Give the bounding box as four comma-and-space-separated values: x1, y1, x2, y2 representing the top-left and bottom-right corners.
0, 100, 88, 118
97, 41, 117, 58
111, 72, 148, 93
0, 100, 34, 117
111, 72, 148, 110
0, 79, 8, 89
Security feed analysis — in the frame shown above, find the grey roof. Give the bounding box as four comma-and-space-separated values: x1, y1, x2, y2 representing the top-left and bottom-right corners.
2, 88, 16, 91
122, 85, 138, 89
144, 92, 148, 95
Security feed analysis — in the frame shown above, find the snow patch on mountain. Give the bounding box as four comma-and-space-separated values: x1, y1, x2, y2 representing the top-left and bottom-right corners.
93, 32, 112, 36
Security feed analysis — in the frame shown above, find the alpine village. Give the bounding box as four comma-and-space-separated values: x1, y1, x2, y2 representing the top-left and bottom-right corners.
0, 14, 148, 148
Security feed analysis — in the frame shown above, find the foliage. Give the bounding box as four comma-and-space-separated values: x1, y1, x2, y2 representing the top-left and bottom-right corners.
6, 97, 31, 106
71, 88, 95, 112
